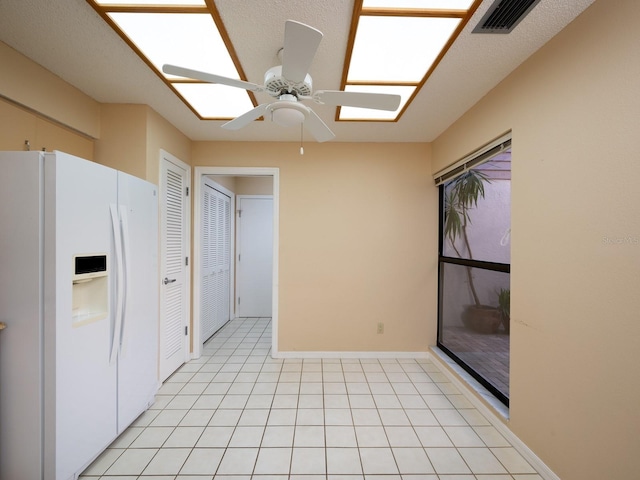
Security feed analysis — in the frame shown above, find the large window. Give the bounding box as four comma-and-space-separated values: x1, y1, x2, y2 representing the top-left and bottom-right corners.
437, 139, 511, 405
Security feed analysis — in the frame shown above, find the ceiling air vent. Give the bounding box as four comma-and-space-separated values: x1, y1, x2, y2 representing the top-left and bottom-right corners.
472, 0, 542, 34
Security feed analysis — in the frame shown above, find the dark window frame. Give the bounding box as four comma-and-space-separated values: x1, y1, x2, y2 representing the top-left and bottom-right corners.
436, 180, 511, 407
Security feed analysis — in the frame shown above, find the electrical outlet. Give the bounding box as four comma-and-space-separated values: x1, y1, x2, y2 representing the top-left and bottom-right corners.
377, 323, 384, 334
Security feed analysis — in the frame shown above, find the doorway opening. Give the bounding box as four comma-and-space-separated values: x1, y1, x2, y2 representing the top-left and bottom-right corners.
193, 167, 279, 360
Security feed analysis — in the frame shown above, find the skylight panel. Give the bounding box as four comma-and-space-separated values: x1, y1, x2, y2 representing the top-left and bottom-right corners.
94, 0, 205, 5
339, 85, 415, 120
107, 12, 238, 79
347, 16, 461, 82
173, 83, 254, 118
338, 0, 480, 122
87, 0, 252, 120
363, 0, 474, 9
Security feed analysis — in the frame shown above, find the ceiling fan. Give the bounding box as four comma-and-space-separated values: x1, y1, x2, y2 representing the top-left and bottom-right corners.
163, 20, 401, 143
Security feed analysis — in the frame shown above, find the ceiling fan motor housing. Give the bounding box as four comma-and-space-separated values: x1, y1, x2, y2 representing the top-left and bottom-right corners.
264, 65, 312, 98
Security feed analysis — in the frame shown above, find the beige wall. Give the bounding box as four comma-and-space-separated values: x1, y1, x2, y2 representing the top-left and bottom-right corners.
94, 104, 191, 184
193, 141, 437, 352
0, 99, 34, 151
206, 176, 274, 195
95, 104, 147, 179
432, 0, 640, 478
236, 176, 273, 195
208, 175, 237, 192
0, 98, 94, 159
0, 41, 100, 139
146, 107, 191, 183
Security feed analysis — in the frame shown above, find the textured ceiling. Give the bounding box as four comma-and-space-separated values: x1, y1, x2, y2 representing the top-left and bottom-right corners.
0, 0, 595, 142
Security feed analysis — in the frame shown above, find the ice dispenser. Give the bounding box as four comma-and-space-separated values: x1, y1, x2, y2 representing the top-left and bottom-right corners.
72, 254, 108, 326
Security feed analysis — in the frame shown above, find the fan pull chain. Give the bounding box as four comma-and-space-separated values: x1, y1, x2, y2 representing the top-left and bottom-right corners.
300, 123, 304, 155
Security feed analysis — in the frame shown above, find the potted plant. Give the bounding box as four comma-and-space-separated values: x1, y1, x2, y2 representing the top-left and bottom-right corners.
497, 288, 510, 334
444, 169, 501, 334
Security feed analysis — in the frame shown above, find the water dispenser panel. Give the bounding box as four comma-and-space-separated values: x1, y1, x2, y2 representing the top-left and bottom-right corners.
72, 254, 108, 326
74, 254, 107, 280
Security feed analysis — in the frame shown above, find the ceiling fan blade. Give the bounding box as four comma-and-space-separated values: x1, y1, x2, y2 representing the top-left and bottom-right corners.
221, 104, 270, 130
313, 90, 401, 111
305, 109, 335, 143
162, 64, 263, 92
281, 20, 323, 84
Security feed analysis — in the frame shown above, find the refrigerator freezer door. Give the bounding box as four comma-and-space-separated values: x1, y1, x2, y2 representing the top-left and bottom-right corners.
0, 152, 46, 480
116, 171, 159, 433
47, 152, 119, 479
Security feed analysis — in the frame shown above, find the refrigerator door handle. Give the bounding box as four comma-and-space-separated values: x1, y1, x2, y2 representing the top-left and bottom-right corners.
109, 204, 124, 364
118, 205, 132, 358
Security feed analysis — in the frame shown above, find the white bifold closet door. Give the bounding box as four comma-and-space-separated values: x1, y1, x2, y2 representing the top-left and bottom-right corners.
201, 184, 232, 342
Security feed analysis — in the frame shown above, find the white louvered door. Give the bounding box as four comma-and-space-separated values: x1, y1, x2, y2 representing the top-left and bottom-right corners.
201, 182, 231, 342
160, 153, 190, 382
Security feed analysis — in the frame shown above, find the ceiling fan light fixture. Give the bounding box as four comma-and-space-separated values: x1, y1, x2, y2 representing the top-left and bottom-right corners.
272, 107, 305, 127
268, 97, 309, 127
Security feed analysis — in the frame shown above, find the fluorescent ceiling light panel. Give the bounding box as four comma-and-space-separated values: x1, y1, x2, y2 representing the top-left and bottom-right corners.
339, 85, 414, 120
363, 0, 474, 9
173, 83, 254, 118
347, 16, 461, 82
108, 12, 238, 79
95, 0, 205, 5
89, 0, 255, 120
337, 0, 478, 122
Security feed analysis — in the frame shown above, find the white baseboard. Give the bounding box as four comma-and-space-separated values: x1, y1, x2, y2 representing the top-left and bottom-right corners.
273, 350, 429, 360
428, 347, 560, 480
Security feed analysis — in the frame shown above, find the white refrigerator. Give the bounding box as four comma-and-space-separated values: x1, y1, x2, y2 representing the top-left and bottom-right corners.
0, 151, 159, 480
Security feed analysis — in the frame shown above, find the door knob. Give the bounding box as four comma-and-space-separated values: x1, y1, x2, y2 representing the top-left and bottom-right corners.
163, 277, 176, 285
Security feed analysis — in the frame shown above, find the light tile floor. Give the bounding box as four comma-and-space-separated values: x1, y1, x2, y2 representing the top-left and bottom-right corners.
81, 317, 541, 480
